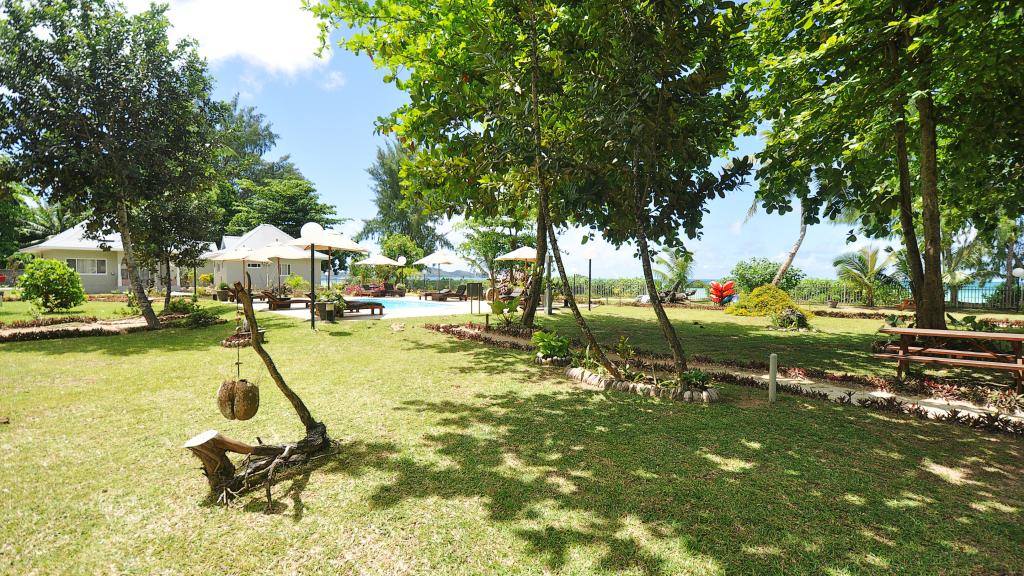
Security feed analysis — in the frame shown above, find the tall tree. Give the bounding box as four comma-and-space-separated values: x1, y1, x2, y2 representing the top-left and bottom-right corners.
0, 0, 220, 328
554, 0, 751, 379
313, 0, 620, 376
357, 141, 451, 253
17, 194, 86, 247
226, 178, 340, 238
743, 0, 1024, 329
457, 216, 535, 291
134, 190, 222, 306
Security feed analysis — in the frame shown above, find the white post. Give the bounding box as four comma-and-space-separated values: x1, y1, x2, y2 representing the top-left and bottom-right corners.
769, 353, 778, 403
116, 252, 123, 289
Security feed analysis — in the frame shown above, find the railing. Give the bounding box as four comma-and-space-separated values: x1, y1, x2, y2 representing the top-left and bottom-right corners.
0, 269, 22, 287
790, 281, 1022, 311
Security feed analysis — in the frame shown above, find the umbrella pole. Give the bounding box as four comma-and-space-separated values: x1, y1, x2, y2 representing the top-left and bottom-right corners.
327, 250, 332, 289
277, 258, 281, 293
310, 246, 316, 330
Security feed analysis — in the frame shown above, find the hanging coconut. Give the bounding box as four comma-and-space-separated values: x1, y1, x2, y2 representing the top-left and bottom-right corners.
216, 379, 260, 421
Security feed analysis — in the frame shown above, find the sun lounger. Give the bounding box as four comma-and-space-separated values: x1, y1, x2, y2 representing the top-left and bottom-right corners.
337, 297, 385, 317
262, 291, 311, 310
436, 285, 469, 301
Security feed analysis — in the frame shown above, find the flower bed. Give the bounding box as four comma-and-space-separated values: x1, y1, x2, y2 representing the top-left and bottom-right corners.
0, 315, 97, 329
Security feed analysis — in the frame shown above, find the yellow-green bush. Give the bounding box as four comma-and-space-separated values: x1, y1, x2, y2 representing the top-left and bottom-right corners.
725, 284, 810, 318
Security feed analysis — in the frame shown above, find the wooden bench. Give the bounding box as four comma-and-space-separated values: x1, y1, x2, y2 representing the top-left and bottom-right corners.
874, 326, 1024, 392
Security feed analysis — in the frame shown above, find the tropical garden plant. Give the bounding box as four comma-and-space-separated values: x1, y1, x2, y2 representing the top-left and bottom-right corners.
16, 258, 85, 313
833, 246, 897, 307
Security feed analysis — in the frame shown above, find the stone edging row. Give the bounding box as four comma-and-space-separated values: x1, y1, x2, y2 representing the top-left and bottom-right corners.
565, 367, 720, 402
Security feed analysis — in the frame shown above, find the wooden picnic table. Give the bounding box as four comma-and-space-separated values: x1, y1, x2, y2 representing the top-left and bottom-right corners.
875, 326, 1024, 392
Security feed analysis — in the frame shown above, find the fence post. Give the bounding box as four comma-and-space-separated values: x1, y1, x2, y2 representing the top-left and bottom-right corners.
768, 353, 778, 403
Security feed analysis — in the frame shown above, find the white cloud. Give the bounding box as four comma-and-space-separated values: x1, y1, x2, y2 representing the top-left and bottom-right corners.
320, 70, 346, 91
729, 220, 743, 235
123, 0, 328, 75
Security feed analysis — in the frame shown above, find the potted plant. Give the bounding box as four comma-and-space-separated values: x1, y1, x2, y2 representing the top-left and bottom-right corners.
216, 282, 230, 302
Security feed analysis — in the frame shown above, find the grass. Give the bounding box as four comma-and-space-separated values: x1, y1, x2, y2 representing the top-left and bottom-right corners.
0, 296, 227, 323
539, 304, 1024, 386
2, 306, 1023, 574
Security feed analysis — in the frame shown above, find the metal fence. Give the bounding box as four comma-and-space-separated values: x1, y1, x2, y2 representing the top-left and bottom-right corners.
790, 281, 1022, 311
328, 272, 1022, 311
0, 269, 22, 287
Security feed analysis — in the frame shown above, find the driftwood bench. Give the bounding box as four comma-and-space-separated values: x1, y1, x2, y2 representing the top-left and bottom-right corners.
874, 326, 1024, 392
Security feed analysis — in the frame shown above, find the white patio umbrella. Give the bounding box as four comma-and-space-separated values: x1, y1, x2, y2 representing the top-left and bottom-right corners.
291, 222, 370, 329
414, 250, 461, 290
495, 246, 540, 289
355, 254, 402, 267
495, 246, 539, 262
211, 247, 270, 292
251, 240, 318, 293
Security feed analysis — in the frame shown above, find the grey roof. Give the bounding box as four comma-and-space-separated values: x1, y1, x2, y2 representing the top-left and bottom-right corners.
22, 221, 122, 253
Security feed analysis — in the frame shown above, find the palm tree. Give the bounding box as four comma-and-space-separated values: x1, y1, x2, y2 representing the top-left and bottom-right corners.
653, 247, 693, 292
18, 194, 84, 246
833, 246, 896, 307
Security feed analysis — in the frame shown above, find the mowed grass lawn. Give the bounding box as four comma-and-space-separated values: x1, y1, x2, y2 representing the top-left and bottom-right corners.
0, 297, 220, 323
542, 304, 1024, 385
2, 306, 1023, 575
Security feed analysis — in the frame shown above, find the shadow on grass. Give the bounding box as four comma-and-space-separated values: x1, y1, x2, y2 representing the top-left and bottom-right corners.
0, 308, 300, 357
540, 309, 1015, 386
309, 384, 1021, 574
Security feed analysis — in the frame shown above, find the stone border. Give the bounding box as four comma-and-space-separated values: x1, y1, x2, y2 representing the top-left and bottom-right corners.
535, 353, 570, 367
565, 367, 719, 403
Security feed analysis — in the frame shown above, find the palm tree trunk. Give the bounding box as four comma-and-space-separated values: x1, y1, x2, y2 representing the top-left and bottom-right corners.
772, 202, 807, 286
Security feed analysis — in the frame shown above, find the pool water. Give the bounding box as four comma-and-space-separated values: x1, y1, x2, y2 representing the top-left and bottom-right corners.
348, 295, 468, 313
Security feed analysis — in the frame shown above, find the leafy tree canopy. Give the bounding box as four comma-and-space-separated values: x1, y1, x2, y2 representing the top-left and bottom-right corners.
227, 178, 340, 238
730, 257, 805, 293
356, 141, 451, 253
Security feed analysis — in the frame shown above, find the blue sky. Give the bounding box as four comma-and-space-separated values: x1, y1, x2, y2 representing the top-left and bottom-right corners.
127, 0, 869, 279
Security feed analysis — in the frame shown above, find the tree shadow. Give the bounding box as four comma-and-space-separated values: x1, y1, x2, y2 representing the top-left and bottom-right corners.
348, 387, 1024, 574
0, 309, 298, 357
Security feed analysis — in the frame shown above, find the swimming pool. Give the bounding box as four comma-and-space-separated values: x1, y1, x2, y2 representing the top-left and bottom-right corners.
347, 296, 467, 317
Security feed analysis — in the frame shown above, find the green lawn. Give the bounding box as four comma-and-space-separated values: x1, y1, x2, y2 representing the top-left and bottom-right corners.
0, 297, 230, 324
540, 304, 1024, 386
2, 307, 1022, 574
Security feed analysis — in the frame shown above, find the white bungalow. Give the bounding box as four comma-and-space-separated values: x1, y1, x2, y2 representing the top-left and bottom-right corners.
208, 224, 328, 290
21, 222, 325, 294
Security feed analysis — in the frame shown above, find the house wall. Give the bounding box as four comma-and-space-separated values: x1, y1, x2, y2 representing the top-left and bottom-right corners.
213, 258, 322, 290
31, 250, 119, 294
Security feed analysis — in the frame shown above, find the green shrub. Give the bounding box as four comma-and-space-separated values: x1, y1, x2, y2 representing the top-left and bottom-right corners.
489, 297, 521, 327
162, 298, 199, 315
183, 308, 220, 328
725, 285, 809, 317
284, 274, 309, 293
770, 308, 809, 329
16, 259, 86, 312
678, 369, 711, 390
729, 258, 805, 293
532, 331, 570, 358
199, 273, 214, 286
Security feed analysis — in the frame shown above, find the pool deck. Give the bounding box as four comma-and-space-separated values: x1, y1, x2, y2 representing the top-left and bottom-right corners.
266, 295, 476, 321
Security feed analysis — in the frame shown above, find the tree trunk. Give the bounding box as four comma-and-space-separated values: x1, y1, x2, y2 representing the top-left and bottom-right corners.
547, 224, 620, 379
519, 0, 546, 328
915, 90, 946, 329
636, 216, 688, 378
887, 35, 926, 322
1006, 236, 1017, 309
116, 198, 160, 329
164, 251, 173, 307
772, 202, 807, 286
